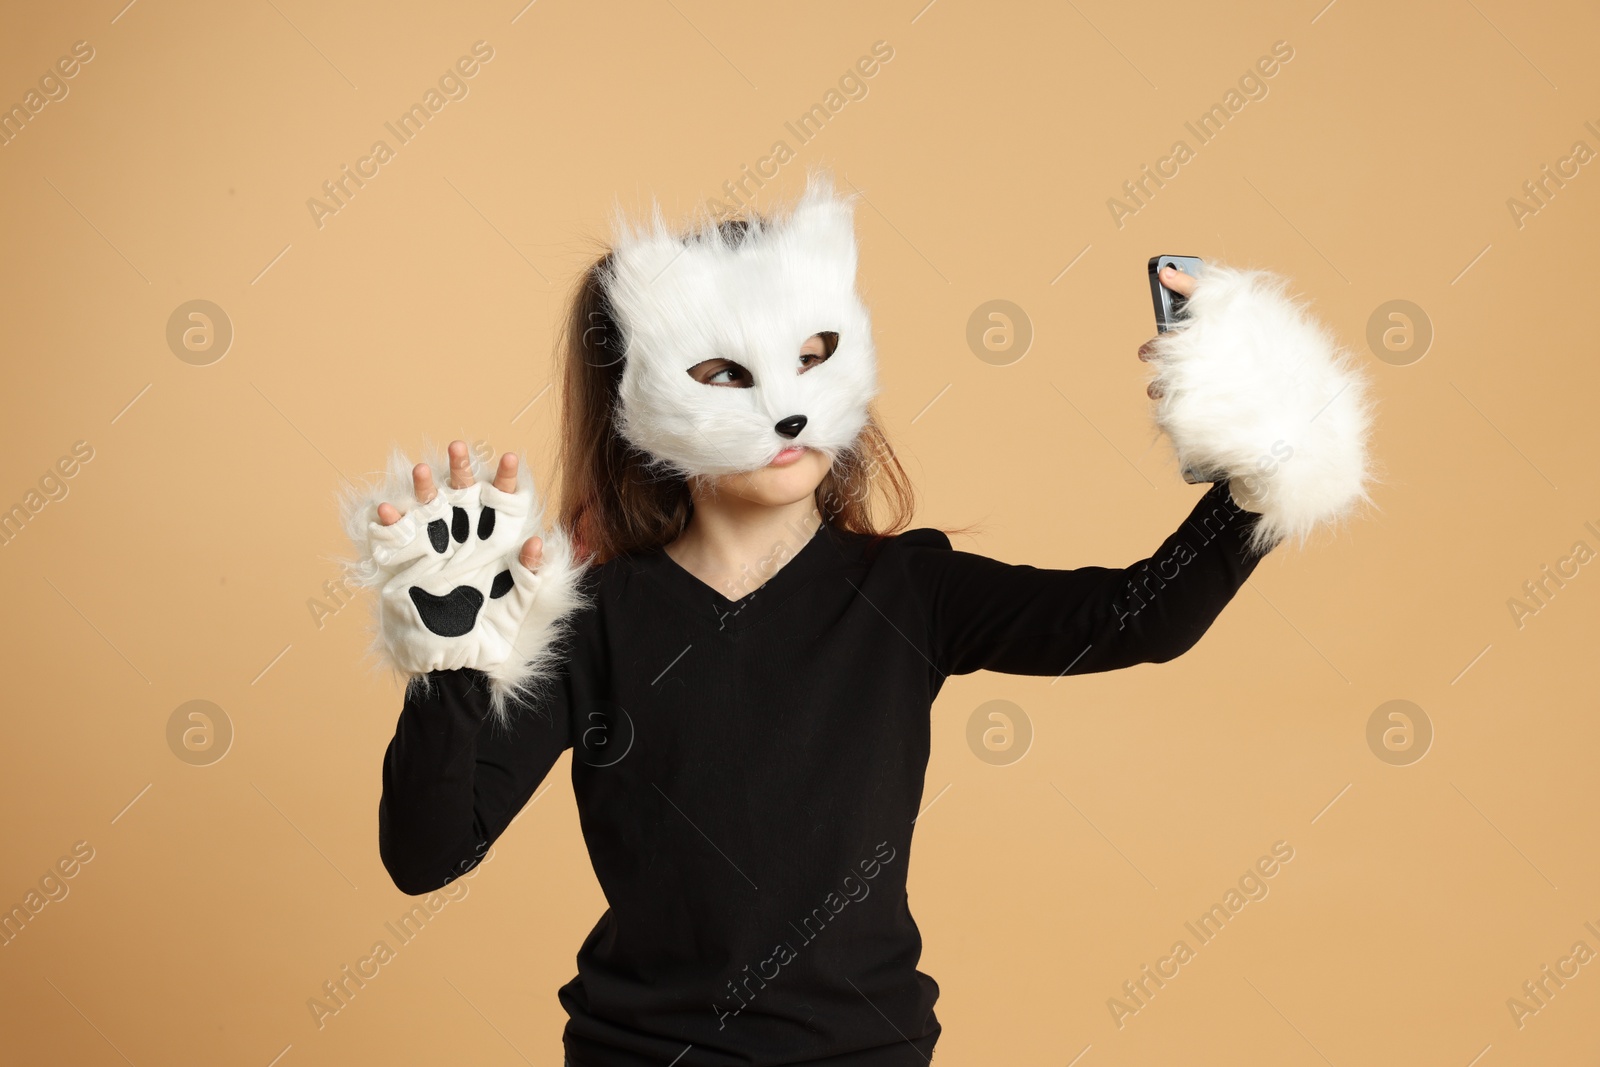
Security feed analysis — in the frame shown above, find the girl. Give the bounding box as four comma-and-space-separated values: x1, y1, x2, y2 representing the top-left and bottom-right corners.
340, 169, 1375, 1066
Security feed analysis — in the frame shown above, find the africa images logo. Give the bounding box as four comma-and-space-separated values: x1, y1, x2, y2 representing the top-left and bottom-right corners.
712, 841, 897, 1030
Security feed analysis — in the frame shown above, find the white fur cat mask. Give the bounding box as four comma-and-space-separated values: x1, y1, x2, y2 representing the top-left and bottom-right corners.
596, 169, 879, 478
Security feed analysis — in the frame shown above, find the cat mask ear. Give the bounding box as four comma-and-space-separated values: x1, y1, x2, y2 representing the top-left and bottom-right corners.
597, 167, 879, 479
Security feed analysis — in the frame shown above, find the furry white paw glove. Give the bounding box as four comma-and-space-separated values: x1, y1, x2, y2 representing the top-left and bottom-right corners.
337, 443, 589, 726
1145, 264, 1379, 555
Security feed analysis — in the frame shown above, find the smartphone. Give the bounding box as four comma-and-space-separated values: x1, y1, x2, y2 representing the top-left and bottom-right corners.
1148, 254, 1205, 333
1147, 255, 1222, 484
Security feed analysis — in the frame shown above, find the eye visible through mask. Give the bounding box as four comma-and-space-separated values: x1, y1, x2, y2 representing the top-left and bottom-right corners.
801, 331, 838, 371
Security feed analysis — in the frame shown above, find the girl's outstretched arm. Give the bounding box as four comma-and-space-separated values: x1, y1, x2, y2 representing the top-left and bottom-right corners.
899, 478, 1268, 679
901, 261, 1374, 681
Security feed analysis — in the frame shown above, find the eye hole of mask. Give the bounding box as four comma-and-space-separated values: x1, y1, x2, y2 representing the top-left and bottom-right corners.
687, 358, 755, 388
801, 331, 839, 373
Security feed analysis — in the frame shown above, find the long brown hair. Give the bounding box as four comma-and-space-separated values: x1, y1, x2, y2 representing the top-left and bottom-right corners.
553, 218, 919, 565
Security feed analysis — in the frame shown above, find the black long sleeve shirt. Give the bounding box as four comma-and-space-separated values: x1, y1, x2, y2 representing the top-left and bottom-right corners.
377, 480, 1268, 1066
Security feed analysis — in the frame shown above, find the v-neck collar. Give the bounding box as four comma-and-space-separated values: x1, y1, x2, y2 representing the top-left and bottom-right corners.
643, 518, 844, 634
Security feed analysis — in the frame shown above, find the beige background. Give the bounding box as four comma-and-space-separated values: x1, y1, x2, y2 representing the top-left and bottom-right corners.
1, 1, 1596, 1064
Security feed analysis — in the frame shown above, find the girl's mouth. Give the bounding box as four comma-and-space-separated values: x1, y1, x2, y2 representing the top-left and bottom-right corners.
769, 446, 807, 467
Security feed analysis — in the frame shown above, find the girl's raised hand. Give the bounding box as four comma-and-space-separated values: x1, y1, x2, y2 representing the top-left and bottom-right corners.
375, 440, 544, 571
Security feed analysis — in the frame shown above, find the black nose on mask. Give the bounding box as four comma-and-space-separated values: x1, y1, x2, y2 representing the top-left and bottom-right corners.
774, 415, 807, 439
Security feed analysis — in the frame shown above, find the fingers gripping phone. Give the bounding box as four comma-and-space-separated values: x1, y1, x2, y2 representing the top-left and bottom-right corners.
1147, 255, 1222, 484
1148, 254, 1205, 333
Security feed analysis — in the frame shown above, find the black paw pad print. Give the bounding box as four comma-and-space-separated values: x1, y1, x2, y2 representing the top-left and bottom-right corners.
409, 503, 516, 637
